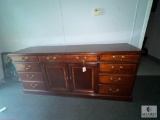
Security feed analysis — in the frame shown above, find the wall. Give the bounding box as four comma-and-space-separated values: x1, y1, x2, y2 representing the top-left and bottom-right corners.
145, 0, 160, 59
0, 40, 4, 80
0, 0, 152, 52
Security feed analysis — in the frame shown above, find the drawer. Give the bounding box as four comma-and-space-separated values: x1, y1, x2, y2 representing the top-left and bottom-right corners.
22, 82, 46, 90
100, 55, 139, 62
39, 55, 98, 62
99, 64, 137, 74
14, 63, 41, 72
99, 75, 134, 85
99, 85, 132, 96
18, 72, 44, 82
10, 55, 38, 62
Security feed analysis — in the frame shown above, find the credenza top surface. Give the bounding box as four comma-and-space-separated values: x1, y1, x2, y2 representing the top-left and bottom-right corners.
10, 43, 142, 55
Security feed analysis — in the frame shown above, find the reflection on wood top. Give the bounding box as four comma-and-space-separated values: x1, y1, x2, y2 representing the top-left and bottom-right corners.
10, 43, 142, 55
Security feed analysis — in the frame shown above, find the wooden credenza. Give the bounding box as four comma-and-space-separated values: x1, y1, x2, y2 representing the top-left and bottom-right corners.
9, 43, 142, 101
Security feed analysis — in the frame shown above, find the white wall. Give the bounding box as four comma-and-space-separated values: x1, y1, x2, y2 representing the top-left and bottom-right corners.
0, 39, 4, 80
0, 0, 65, 51
0, 0, 152, 52
145, 0, 160, 59
130, 0, 153, 48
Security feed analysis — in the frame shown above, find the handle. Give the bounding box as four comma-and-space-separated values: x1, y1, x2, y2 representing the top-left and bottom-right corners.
30, 84, 37, 88
76, 57, 79, 60
27, 74, 35, 79
20, 56, 28, 61
112, 66, 123, 71
109, 88, 119, 93
110, 77, 121, 82
76, 56, 87, 60
112, 55, 125, 61
25, 65, 31, 69
47, 57, 56, 62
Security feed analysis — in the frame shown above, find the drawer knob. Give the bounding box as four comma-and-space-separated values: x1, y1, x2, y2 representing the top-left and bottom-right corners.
27, 74, 35, 79
30, 84, 37, 88
47, 57, 56, 62
25, 65, 31, 69
109, 88, 119, 92
20, 56, 28, 61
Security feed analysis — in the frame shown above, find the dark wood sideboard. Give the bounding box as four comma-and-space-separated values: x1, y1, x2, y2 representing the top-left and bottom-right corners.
8, 43, 142, 102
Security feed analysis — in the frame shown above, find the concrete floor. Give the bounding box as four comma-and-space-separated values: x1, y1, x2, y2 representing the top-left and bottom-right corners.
137, 55, 160, 75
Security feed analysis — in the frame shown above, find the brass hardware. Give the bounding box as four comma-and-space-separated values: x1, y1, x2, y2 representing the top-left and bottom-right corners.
119, 66, 123, 69
121, 56, 125, 58
113, 55, 125, 61
30, 84, 37, 88
20, 56, 28, 61
110, 77, 121, 82
76, 57, 79, 60
27, 74, 35, 79
47, 57, 56, 62
112, 56, 116, 59
109, 88, 119, 92
25, 65, 31, 69
112, 66, 123, 71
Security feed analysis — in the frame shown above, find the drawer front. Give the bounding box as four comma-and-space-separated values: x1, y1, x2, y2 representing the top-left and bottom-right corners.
100, 55, 139, 62
18, 72, 44, 82
10, 55, 38, 62
99, 75, 134, 85
99, 85, 132, 96
22, 82, 46, 90
100, 64, 137, 74
39, 55, 98, 62
14, 63, 41, 72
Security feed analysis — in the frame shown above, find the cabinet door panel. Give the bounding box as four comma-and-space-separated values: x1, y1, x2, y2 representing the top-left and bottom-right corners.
69, 64, 98, 93
43, 63, 69, 91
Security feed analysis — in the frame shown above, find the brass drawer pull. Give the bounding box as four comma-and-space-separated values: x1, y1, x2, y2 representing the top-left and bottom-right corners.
109, 88, 119, 92
76, 56, 87, 60
112, 66, 123, 71
25, 65, 31, 69
27, 74, 35, 79
20, 56, 28, 61
112, 56, 116, 59
30, 84, 38, 88
47, 57, 56, 62
112, 55, 125, 61
121, 56, 125, 58
110, 77, 121, 82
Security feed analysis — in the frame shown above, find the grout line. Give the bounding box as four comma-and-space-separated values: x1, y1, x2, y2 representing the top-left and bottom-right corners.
59, 0, 66, 45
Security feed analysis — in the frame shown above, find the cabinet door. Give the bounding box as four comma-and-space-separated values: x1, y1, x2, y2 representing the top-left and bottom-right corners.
69, 63, 98, 93
43, 63, 69, 92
